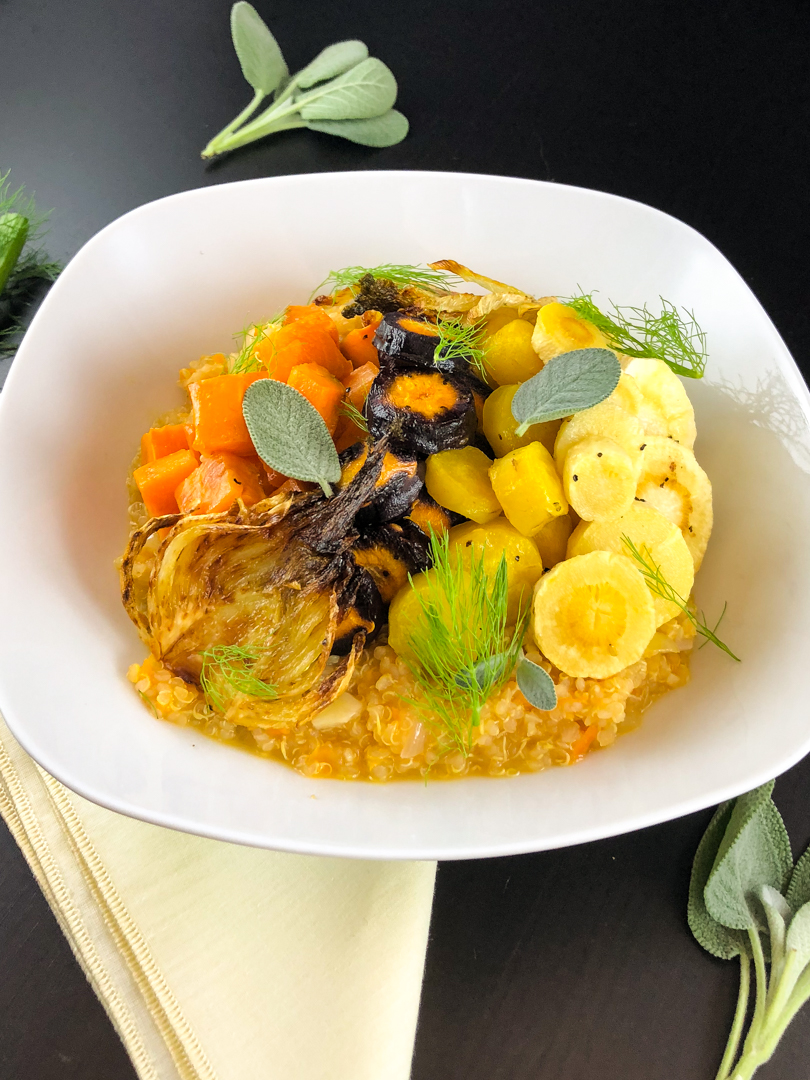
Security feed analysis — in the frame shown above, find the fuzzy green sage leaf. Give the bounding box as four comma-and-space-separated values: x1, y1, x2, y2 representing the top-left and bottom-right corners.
511, 347, 621, 435
295, 40, 369, 89
786, 847, 810, 910
231, 1, 287, 94
202, 6, 408, 159
515, 657, 557, 711
689, 801, 750, 960
704, 784, 792, 933
242, 379, 340, 497
296, 57, 397, 120
306, 110, 409, 147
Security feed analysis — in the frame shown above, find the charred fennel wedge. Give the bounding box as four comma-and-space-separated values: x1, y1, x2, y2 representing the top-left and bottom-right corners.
121, 446, 387, 729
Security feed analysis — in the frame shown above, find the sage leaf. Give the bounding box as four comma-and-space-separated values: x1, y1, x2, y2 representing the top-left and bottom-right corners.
306, 109, 409, 147
516, 658, 557, 711
704, 785, 792, 932
785, 901, 810, 971
511, 348, 621, 435
297, 58, 397, 121
231, 1, 288, 95
295, 40, 369, 88
242, 379, 340, 497
760, 884, 791, 975
787, 845, 810, 910
688, 800, 749, 959
455, 652, 509, 691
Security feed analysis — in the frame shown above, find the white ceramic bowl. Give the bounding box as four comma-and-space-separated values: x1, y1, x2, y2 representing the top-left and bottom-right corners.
1, 171, 809, 860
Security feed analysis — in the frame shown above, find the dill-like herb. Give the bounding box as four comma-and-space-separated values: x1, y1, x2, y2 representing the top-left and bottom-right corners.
621, 535, 739, 660
339, 398, 369, 433
564, 292, 707, 379
317, 263, 459, 296
137, 689, 159, 717
406, 530, 529, 757
199, 644, 278, 713
230, 321, 275, 373
0, 170, 61, 356
435, 316, 488, 381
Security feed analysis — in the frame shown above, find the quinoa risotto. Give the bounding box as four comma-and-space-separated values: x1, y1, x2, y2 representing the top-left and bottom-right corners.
120, 262, 713, 782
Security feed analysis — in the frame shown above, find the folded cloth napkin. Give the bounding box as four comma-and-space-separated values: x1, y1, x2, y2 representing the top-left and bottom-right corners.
0, 713, 436, 1080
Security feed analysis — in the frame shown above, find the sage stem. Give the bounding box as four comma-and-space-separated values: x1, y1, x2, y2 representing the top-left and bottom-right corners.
201, 87, 266, 158
715, 954, 750, 1080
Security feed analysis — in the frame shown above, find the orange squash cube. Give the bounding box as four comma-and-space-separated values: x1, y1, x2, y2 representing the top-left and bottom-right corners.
189, 372, 267, 456
175, 453, 265, 515
140, 423, 190, 463
134, 449, 200, 517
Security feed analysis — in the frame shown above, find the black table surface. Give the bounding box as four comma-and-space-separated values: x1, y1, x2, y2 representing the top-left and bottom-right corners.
2, 1, 810, 1077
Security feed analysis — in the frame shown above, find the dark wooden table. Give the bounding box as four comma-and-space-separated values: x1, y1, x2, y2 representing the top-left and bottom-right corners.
2, 1, 810, 1076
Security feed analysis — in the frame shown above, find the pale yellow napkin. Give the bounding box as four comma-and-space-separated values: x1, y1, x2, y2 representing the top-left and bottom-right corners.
0, 713, 436, 1080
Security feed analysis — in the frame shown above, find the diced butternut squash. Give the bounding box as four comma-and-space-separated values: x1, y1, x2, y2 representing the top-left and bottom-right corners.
489, 441, 568, 537
425, 446, 502, 524
333, 414, 366, 453
256, 324, 351, 382
287, 363, 345, 434
343, 362, 378, 410
189, 372, 267, 456
134, 449, 200, 517
340, 313, 382, 369
284, 304, 340, 343
140, 423, 189, 463
175, 453, 265, 515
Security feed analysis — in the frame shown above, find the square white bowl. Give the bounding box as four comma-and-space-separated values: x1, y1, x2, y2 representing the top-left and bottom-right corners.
1, 170, 809, 860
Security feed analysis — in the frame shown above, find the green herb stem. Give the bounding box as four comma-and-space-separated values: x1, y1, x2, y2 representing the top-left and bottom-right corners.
203, 87, 266, 157
715, 954, 750, 1080
565, 292, 707, 379
405, 530, 528, 757
621, 536, 740, 660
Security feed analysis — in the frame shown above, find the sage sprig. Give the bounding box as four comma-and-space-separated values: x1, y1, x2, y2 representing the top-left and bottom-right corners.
242, 378, 340, 496
689, 781, 810, 1079
202, 3, 408, 159
510, 348, 621, 435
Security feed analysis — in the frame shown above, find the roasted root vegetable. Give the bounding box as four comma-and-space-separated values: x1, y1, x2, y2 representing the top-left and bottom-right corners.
482, 384, 559, 458
175, 453, 265, 516
190, 372, 267, 456
425, 446, 501, 525
483, 318, 543, 386
532, 550, 655, 679
352, 522, 430, 603
121, 447, 388, 727
634, 436, 712, 569
256, 323, 351, 382
533, 514, 573, 568
562, 435, 638, 522
287, 363, 345, 434
531, 301, 606, 363
364, 450, 423, 524
141, 423, 190, 464
489, 441, 568, 537
340, 313, 382, 368
343, 361, 379, 410
406, 490, 454, 539
366, 368, 476, 455
448, 518, 543, 623
332, 568, 383, 655
133, 449, 201, 517
284, 304, 340, 343
374, 311, 440, 363
568, 503, 695, 626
